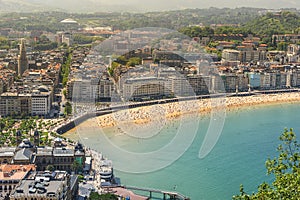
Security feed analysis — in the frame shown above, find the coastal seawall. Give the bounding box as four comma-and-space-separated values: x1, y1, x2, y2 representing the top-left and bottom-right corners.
57, 91, 300, 134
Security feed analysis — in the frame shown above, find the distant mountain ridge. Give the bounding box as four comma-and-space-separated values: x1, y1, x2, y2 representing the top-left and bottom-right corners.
0, 0, 299, 13
0, 0, 61, 12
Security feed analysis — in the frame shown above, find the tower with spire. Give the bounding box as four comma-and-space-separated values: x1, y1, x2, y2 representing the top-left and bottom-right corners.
17, 38, 28, 77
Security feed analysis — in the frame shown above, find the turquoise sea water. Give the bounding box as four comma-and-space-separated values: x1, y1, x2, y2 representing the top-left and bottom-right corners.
64, 102, 300, 200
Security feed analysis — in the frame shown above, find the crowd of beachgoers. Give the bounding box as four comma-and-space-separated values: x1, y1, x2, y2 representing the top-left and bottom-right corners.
96, 92, 300, 128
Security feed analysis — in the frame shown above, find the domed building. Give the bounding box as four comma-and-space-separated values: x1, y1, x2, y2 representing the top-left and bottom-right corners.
18, 139, 33, 149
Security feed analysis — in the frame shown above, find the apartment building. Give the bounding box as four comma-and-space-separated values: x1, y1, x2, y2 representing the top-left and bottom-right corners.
272, 34, 300, 44
0, 93, 31, 117
0, 89, 51, 117
31, 90, 51, 116
122, 77, 167, 100
97, 78, 114, 101
0, 164, 35, 199
0, 148, 16, 164
236, 74, 249, 92
10, 171, 73, 200
248, 73, 261, 89
187, 74, 211, 95
67, 77, 114, 102
222, 49, 240, 61
287, 44, 300, 63
221, 74, 238, 92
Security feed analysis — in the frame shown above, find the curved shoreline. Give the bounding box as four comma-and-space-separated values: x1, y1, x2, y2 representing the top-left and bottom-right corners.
95, 92, 300, 129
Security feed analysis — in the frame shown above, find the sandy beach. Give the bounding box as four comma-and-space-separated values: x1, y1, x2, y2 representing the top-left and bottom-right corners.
96, 92, 300, 128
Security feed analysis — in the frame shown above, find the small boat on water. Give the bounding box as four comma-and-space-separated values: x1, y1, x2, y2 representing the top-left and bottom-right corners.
99, 159, 113, 180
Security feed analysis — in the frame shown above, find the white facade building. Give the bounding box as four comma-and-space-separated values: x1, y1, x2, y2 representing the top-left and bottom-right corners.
31, 92, 51, 115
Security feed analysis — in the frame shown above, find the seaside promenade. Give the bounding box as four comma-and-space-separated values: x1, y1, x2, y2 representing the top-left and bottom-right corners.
95, 90, 300, 128
55, 89, 300, 133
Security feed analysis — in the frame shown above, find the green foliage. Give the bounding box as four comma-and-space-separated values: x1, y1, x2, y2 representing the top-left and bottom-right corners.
89, 192, 118, 200
0, 117, 59, 147
73, 34, 104, 45
127, 57, 141, 67
46, 165, 55, 172
179, 26, 214, 38
61, 49, 72, 87
34, 42, 58, 51
71, 160, 83, 174
277, 41, 288, 51
246, 12, 300, 36
180, 11, 300, 40
214, 26, 248, 36
107, 62, 119, 77
205, 47, 222, 61
0, 8, 263, 34
0, 12, 81, 33
32, 35, 58, 50
233, 128, 300, 200
179, 11, 300, 51
78, 174, 84, 182
62, 89, 67, 98
64, 102, 72, 115
115, 56, 127, 65
0, 36, 10, 50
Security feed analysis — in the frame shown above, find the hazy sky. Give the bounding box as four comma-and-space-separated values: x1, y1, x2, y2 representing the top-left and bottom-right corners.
2, 0, 299, 12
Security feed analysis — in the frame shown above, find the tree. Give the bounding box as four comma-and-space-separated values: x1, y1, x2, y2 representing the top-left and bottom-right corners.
62, 89, 67, 98
233, 128, 300, 199
46, 165, 55, 172
71, 160, 83, 174
127, 57, 141, 67
64, 102, 72, 115
89, 192, 118, 200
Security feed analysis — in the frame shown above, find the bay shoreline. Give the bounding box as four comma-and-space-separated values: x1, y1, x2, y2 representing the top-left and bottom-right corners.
94, 92, 300, 129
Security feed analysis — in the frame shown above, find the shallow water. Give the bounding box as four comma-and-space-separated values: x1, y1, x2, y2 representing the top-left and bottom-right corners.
64, 102, 300, 199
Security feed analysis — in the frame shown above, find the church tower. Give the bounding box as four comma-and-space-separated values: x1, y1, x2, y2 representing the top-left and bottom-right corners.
34, 130, 40, 147
17, 38, 28, 77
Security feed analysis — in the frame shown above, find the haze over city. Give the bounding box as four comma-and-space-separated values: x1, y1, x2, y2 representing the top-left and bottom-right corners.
0, 0, 299, 199
0, 0, 300, 12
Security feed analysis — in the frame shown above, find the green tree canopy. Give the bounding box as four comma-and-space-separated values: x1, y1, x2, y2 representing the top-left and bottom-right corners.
89, 192, 118, 200
71, 160, 83, 174
233, 128, 300, 199
127, 57, 141, 67
64, 102, 72, 115
46, 165, 55, 172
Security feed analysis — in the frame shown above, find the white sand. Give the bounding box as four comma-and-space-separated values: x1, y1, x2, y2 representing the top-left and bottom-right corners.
96, 92, 300, 128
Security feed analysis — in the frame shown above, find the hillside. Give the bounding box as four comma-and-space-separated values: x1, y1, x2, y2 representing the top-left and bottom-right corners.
0, 7, 265, 32
0, 0, 58, 12
0, 8, 299, 36
180, 11, 300, 37
244, 11, 300, 35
